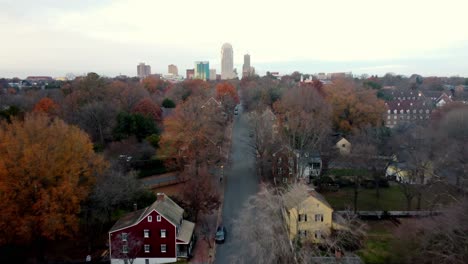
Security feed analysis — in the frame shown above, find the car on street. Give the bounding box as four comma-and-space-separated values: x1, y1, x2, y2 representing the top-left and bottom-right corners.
234, 109, 238, 115
215, 226, 227, 244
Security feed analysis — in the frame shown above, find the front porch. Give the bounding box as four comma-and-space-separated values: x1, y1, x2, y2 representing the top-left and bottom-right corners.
176, 220, 196, 258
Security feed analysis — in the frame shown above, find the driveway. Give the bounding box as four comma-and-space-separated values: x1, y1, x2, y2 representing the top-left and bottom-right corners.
215, 104, 259, 263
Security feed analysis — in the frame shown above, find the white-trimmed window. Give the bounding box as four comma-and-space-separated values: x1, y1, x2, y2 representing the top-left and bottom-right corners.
121, 232, 128, 241
145, 260, 149, 264
157, 215, 161, 222
122, 245, 128, 254
161, 244, 167, 253
148, 215, 152, 222
314, 231, 321, 239
315, 214, 324, 222
144, 229, 150, 238
161, 229, 166, 238
144, 244, 150, 253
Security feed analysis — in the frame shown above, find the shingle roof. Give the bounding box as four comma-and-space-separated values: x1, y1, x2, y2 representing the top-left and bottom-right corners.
109, 193, 184, 232
177, 220, 195, 244
283, 186, 332, 211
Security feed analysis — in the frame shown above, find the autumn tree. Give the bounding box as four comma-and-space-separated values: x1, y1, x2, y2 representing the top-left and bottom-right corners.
0, 114, 106, 249
178, 165, 220, 221
132, 98, 162, 123
159, 96, 224, 170
215, 82, 239, 118
33, 97, 59, 115
325, 79, 385, 133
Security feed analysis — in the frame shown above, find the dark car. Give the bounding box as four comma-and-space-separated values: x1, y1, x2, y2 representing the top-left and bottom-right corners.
215, 226, 227, 243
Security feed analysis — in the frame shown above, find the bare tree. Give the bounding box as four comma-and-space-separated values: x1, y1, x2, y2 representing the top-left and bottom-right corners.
392, 199, 468, 264
230, 184, 367, 263
273, 86, 332, 178
111, 232, 143, 264
247, 107, 278, 179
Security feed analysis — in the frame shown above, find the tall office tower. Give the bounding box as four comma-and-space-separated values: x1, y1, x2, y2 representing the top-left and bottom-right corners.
168, 64, 178, 75
242, 54, 251, 78
137, 63, 151, 79
221, 43, 234, 80
209, 69, 217, 81
194, 61, 210, 81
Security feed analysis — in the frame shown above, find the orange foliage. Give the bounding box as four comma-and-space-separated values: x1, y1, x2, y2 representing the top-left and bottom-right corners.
132, 98, 162, 122
215, 82, 239, 104
33, 97, 59, 115
0, 114, 107, 244
325, 79, 385, 133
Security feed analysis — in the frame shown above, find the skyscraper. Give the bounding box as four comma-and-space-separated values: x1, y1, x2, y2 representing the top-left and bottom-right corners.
242, 54, 251, 78
221, 43, 234, 80
186, 69, 194, 79
194, 61, 210, 81
137, 62, 151, 79
168, 64, 178, 75
209, 69, 217, 81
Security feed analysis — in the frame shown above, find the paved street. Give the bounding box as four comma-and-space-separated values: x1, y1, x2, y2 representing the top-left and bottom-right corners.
215, 105, 259, 263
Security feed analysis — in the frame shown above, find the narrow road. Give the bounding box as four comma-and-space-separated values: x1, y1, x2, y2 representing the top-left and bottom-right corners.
215, 104, 259, 263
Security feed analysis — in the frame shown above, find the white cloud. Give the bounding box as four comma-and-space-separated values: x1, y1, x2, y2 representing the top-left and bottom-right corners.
1, 0, 468, 77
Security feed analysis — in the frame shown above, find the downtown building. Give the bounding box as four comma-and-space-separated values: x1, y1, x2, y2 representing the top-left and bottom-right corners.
137, 63, 151, 79
168, 64, 178, 75
194, 61, 210, 81
221, 43, 235, 80
242, 54, 255, 78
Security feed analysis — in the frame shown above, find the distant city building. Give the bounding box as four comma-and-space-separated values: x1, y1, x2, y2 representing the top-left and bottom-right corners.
168, 64, 178, 75
216, 74, 221, 81
186, 69, 194, 80
242, 54, 255, 78
194, 61, 210, 81
209, 69, 217, 81
162, 74, 184, 83
137, 62, 151, 79
221, 43, 235, 80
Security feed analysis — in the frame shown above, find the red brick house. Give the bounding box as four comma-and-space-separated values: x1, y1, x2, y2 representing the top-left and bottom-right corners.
272, 146, 299, 185
109, 193, 195, 264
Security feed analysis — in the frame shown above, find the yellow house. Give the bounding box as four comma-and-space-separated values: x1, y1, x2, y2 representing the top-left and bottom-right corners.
336, 137, 351, 155
282, 189, 336, 242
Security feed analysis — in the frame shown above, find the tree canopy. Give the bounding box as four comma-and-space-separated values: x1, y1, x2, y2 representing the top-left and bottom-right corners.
0, 114, 107, 245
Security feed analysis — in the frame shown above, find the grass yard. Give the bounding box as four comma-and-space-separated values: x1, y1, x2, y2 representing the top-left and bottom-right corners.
357, 221, 396, 264
322, 182, 459, 211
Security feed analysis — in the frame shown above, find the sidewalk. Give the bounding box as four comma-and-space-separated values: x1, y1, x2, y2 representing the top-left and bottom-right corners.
189, 121, 233, 264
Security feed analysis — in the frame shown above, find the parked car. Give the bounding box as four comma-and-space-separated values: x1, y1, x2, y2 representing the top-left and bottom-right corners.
215, 226, 227, 243
234, 109, 239, 115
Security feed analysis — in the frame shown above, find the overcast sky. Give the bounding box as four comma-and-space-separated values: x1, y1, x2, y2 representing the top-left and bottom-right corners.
1, 0, 468, 78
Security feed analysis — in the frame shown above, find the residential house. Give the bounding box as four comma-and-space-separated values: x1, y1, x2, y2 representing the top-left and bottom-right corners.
109, 193, 195, 264
435, 92, 453, 107
336, 137, 351, 155
272, 146, 298, 185
299, 152, 323, 181
282, 188, 343, 242
385, 161, 433, 184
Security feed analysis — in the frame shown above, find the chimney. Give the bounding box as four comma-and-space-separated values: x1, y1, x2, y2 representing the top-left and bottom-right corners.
133, 203, 137, 211
157, 193, 165, 201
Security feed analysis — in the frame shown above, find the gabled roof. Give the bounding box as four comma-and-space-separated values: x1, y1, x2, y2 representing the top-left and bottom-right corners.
283, 187, 332, 211
201, 97, 221, 109
177, 220, 195, 244
109, 193, 184, 232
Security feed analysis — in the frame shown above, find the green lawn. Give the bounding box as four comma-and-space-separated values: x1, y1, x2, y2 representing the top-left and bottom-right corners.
322, 182, 458, 211
357, 222, 395, 264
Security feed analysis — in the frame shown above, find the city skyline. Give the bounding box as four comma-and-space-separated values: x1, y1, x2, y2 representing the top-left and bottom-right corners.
1, 0, 468, 78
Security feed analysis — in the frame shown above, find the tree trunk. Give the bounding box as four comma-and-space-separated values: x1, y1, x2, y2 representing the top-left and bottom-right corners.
353, 182, 359, 214
416, 192, 422, 210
